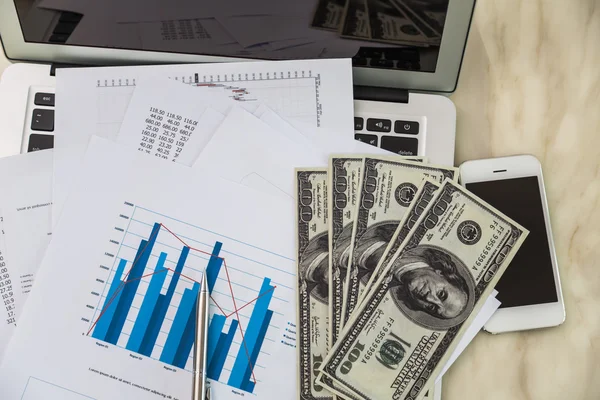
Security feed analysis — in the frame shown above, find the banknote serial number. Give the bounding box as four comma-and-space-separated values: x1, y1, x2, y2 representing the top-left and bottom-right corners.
361, 317, 395, 363
475, 222, 505, 267
338, 317, 398, 375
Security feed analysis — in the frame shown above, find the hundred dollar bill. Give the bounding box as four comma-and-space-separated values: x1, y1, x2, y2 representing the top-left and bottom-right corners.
321, 179, 529, 400
319, 179, 440, 400
340, 0, 371, 40
326, 157, 366, 400
321, 181, 441, 400
326, 156, 423, 400
358, 179, 441, 305
311, 0, 348, 31
296, 168, 334, 400
328, 157, 364, 348
321, 367, 439, 400
354, 180, 442, 400
341, 157, 457, 327
329, 155, 425, 344
316, 372, 360, 400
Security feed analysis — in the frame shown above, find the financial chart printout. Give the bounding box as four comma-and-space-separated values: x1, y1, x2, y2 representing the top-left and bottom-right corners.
0, 138, 297, 400
53, 58, 354, 226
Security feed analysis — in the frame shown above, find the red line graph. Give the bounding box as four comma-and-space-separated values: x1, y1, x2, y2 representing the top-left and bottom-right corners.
88, 223, 276, 384
223, 257, 257, 383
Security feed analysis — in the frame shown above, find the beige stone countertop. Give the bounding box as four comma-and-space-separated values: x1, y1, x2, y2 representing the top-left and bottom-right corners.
447, 1, 600, 399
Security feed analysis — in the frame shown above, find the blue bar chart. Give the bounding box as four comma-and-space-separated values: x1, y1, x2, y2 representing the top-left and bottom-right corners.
88, 211, 290, 394
228, 278, 274, 392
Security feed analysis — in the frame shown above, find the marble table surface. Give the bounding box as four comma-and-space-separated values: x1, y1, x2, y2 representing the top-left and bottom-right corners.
1, 1, 599, 399
447, 1, 600, 400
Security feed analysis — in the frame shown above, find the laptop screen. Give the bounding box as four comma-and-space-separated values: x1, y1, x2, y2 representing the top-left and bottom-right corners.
13, 0, 449, 73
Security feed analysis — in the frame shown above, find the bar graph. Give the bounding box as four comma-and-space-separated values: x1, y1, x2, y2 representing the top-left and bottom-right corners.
86, 205, 295, 395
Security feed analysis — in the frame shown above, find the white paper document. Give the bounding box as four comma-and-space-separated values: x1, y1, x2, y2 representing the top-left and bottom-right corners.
54, 58, 354, 226
117, 79, 325, 167
175, 108, 225, 166
0, 137, 298, 400
0, 150, 53, 360
117, 78, 231, 165
194, 107, 321, 199
193, 107, 395, 200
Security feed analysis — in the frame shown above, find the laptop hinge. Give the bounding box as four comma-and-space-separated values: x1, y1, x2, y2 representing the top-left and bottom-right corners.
50, 63, 89, 76
353, 85, 409, 104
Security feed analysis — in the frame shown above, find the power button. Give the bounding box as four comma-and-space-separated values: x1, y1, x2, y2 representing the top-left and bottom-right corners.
394, 120, 419, 135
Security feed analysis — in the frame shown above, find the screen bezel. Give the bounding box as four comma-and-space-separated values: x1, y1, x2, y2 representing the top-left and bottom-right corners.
0, 0, 476, 93
459, 155, 565, 334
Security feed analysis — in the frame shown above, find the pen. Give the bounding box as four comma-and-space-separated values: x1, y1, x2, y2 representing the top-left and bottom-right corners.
193, 272, 210, 400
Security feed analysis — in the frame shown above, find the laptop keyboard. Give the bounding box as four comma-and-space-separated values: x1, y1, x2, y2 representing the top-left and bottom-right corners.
354, 115, 421, 157
24, 88, 56, 153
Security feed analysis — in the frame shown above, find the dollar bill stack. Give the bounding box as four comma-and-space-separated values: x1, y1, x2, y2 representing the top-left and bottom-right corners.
341, 156, 458, 328
295, 156, 529, 400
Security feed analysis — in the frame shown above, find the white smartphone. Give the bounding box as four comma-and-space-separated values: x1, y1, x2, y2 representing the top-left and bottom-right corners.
459, 155, 565, 334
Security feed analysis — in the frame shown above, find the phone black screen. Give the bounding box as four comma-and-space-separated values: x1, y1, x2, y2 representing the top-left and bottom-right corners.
465, 176, 559, 308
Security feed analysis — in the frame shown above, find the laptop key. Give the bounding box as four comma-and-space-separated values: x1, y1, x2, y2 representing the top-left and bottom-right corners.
355, 134, 378, 147
34, 92, 56, 107
31, 109, 55, 132
27, 134, 54, 152
394, 120, 419, 134
381, 136, 418, 156
366, 118, 392, 132
354, 117, 364, 130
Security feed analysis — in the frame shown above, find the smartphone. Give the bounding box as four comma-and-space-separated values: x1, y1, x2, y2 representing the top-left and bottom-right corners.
459, 155, 565, 334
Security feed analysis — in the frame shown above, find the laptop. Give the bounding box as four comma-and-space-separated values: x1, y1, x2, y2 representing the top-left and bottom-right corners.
0, 0, 475, 165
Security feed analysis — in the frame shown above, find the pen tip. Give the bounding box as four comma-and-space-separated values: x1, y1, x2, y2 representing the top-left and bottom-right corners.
201, 271, 208, 291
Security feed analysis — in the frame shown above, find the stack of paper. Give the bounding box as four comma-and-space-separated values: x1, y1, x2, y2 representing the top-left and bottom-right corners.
0, 58, 503, 400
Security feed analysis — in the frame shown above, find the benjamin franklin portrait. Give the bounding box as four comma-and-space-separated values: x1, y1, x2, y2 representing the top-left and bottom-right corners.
386, 245, 475, 330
